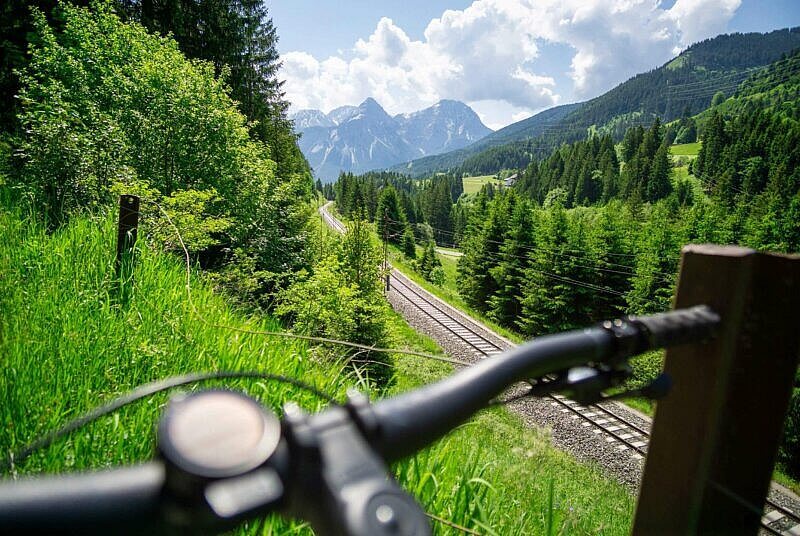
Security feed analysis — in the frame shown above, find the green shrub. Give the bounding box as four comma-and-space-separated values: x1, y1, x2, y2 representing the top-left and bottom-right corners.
12, 2, 310, 281
277, 218, 391, 385
778, 387, 800, 479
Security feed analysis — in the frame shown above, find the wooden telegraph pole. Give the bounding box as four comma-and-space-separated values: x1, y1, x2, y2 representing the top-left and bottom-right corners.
633, 244, 800, 535
115, 194, 140, 302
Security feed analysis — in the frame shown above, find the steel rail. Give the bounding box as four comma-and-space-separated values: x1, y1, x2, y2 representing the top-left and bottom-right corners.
319, 203, 800, 535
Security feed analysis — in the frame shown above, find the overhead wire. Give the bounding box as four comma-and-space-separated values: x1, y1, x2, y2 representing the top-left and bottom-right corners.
386, 216, 678, 281
148, 199, 471, 368
384, 220, 667, 309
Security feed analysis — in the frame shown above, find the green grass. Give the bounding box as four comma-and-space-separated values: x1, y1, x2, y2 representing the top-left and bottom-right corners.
774, 468, 800, 497
0, 204, 637, 534
386, 309, 636, 535
463, 175, 502, 195
673, 166, 691, 180
670, 142, 701, 157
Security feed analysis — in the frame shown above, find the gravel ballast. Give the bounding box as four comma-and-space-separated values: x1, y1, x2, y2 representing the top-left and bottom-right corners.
386, 272, 800, 526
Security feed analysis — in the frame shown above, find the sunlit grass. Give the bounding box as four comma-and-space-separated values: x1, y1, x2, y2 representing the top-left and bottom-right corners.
669, 142, 701, 157
0, 204, 636, 534
463, 175, 502, 195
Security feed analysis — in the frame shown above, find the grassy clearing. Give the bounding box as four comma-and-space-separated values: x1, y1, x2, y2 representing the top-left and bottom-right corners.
463, 175, 502, 195
670, 142, 701, 157
0, 204, 637, 534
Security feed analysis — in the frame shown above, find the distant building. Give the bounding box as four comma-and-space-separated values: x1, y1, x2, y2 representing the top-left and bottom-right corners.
503, 173, 518, 187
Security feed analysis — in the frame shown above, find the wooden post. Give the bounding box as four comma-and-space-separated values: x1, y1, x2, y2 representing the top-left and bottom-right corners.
633, 244, 800, 535
115, 195, 140, 296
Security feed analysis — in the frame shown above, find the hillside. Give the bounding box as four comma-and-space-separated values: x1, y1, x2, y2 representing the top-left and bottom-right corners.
711, 49, 800, 120
390, 102, 581, 177
389, 27, 800, 177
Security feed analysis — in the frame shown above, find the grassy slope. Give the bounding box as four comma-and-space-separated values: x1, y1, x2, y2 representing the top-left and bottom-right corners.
463, 175, 502, 195
0, 206, 636, 534
670, 142, 701, 157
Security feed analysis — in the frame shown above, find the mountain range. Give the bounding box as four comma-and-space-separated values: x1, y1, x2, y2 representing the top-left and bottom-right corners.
292, 99, 492, 181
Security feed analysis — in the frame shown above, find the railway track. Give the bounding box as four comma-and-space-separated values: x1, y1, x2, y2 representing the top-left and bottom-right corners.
320, 202, 800, 535
389, 271, 651, 458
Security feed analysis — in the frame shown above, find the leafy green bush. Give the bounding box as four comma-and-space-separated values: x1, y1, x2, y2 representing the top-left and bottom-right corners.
778, 386, 800, 479
277, 218, 391, 385
12, 2, 311, 283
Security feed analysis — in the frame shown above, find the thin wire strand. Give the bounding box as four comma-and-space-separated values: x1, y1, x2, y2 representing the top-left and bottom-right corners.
2, 371, 336, 472
384, 217, 669, 307
387, 215, 677, 280
148, 200, 471, 368
427, 513, 484, 535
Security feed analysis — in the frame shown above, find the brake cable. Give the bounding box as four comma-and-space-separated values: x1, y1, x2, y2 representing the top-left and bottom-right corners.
2, 371, 339, 472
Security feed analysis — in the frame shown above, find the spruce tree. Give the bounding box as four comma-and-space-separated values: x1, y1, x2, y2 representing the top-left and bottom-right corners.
375, 185, 408, 246
647, 142, 673, 202
488, 200, 536, 326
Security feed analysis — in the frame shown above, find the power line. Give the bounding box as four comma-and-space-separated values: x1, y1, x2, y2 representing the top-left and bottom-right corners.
148, 199, 471, 367
388, 216, 678, 280
389, 221, 671, 307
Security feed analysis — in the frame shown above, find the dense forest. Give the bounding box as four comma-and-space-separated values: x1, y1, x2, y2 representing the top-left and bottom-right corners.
331, 52, 800, 476
389, 28, 800, 178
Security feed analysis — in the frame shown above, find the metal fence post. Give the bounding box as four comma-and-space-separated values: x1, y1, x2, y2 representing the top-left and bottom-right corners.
633, 244, 800, 534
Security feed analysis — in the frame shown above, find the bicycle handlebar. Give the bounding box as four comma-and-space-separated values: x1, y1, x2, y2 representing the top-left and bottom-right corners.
0, 306, 720, 535
0, 463, 165, 535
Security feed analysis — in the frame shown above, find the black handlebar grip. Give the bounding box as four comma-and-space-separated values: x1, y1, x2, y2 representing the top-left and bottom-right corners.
0, 463, 165, 535
629, 305, 720, 350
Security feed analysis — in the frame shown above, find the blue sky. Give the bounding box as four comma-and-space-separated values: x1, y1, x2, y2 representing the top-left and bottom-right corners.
270, 0, 800, 129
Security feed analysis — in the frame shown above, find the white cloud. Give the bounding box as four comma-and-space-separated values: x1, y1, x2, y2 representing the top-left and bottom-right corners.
668, 0, 742, 46
280, 0, 741, 128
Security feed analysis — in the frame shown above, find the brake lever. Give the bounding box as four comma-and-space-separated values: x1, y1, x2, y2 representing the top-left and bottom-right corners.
597, 373, 673, 403
284, 398, 431, 536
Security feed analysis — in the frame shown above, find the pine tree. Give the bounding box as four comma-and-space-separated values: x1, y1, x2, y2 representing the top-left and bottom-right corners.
417, 239, 441, 281
457, 190, 513, 312
375, 185, 408, 246
402, 227, 416, 259
487, 200, 536, 326
647, 142, 673, 202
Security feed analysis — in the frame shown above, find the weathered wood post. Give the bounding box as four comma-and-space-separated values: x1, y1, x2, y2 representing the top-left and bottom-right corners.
633, 244, 800, 534
115, 194, 140, 301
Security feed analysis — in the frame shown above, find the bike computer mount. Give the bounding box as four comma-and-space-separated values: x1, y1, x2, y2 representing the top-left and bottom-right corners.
157, 389, 431, 536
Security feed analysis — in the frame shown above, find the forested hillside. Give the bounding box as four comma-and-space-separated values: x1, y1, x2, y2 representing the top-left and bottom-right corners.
331, 48, 800, 479
1, 1, 313, 308
388, 27, 800, 178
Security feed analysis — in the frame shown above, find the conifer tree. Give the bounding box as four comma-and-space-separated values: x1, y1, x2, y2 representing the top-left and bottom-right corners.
457, 190, 513, 312
402, 227, 416, 259
375, 185, 408, 246
647, 142, 673, 202
488, 200, 536, 326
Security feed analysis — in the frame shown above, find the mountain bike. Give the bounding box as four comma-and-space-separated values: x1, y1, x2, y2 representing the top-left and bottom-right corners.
0, 306, 719, 535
